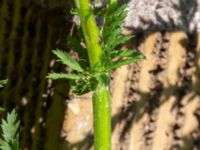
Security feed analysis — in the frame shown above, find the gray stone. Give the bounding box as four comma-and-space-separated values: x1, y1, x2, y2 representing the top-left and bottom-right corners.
124, 0, 200, 32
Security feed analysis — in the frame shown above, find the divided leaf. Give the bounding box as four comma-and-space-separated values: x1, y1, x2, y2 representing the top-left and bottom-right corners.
110, 49, 142, 58
52, 49, 83, 72
47, 73, 84, 80
1, 110, 20, 143
0, 139, 10, 150
102, 4, 128, 47
48, 48, 93, 95
101, 3, 144, 71
108, 54, 144, 70
0, 109, 20, 150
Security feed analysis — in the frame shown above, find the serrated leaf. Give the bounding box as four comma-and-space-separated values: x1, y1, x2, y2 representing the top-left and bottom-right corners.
52, 49, 83, 72
108, 54, 144, 70
100, 3, 145, 71
102, 4, 127, 42
101, 4, 137, 69
104, 35, 133, 52
1, 110, 20, 143
110, 49, 141, 58
0, 109, 20, 150
0, 139, 11, 150
0, 79, 8, 88
47, 73, 84, 80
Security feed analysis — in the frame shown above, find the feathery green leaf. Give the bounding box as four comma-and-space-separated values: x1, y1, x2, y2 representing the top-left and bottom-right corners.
52, 49, 83, 72
47, 73, 84, 80
110, 49, 142, 58
1, 110, 20, 143
102, 4, 128, 44
101, 4, 142, 70
108, 54, 144, 70
0, 139, 11, 150
0, 109, 20, 150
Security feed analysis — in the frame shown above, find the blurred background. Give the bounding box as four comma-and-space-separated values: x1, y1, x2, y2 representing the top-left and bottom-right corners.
1, 0, 200, 150
0, 0, 72, 149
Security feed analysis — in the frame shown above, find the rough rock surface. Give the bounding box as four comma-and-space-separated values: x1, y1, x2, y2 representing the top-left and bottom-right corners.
125, 0, 200, 32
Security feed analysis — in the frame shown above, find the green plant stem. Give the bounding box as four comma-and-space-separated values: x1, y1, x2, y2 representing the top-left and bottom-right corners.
77, 0, 102, 70
76, 0, 111, 149
93, 75, 111, 150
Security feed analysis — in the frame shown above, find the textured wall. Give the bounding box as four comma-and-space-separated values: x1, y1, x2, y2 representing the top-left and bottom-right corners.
62, 1, 200, 149
125, 0, 200, 32
110, 31, 200, 150
63, 31, 200, 150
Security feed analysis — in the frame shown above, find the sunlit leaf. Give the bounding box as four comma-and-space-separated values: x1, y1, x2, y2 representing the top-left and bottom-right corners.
108, 54, 144, 70
0, 109, 20, 150
47, 73, 84, 80
52, 49, 83, 72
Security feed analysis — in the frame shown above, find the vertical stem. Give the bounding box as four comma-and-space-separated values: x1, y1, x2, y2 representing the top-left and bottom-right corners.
77, 0, 102, 70
76, 0, 111, 149
93, 75, 111, 150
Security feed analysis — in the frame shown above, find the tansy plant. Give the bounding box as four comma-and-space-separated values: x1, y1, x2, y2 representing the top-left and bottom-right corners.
0, 80, 20, 150
0, 109, 20, 150
47, 0, 144, 149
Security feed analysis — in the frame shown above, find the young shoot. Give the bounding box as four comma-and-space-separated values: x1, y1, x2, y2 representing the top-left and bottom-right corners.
47, 0, 144, 149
